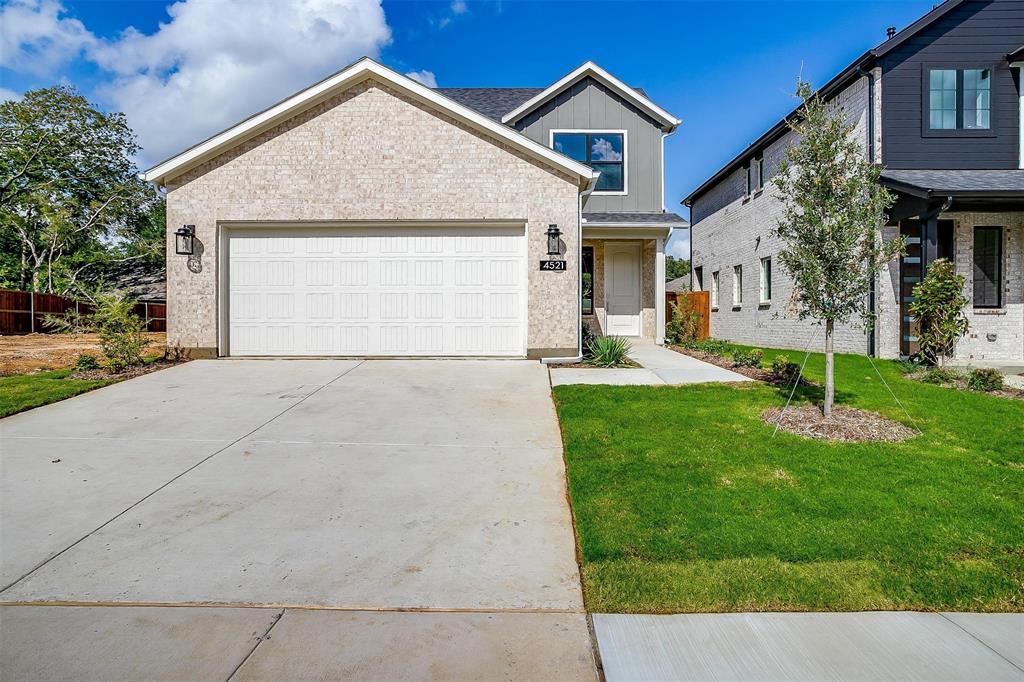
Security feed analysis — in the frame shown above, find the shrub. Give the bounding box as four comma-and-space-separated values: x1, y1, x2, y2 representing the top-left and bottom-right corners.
586, 335, 632, 367
685, 338, 730, 356
74, 353, 100, 371
581, 323, 599, 360
966, 368, 1003, 392
94, 294, 150, 372
771, 355, 801, 383
731, 348, 764, 368
665, 301, 701, 345
908, 259, 969, 366
919, 366, 961, 385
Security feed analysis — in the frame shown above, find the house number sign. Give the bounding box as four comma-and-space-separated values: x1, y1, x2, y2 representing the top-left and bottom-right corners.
539, 260, 567, 272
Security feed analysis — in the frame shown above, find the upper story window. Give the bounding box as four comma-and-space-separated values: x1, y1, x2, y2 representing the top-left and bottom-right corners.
552, 131, 625, 193
745, 158, 764, 197
926, 67, 992, 134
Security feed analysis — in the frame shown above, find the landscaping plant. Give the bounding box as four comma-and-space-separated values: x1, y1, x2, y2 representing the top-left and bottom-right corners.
771, 354, 801, 384
665, 301, 701, 345
47, 292, 150, 372
586, 335, 632, 367
920, 366, 962, 385
908, 258, 969, 367
967, 367, 1003, 392
730, 348, 764, 368
74, 353, 100, 372
772, 80, 902, 417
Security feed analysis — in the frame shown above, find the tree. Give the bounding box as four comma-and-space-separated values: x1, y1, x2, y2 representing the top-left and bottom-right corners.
0, 86, 161, 294
908, 258, 969, 367
772, 81, 902, 417
665, 255, 690, 281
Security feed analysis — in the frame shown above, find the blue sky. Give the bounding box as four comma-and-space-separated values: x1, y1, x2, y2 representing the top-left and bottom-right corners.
1, 0, 937, 257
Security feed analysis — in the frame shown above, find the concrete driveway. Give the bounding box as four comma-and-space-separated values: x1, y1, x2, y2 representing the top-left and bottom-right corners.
1, 360, 597, 680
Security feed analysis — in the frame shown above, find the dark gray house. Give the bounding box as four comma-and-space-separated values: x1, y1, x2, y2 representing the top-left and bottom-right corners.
684, 0, 1023, 364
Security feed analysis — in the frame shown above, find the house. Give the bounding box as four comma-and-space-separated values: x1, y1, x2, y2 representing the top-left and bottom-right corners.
665, 276, 690, 293
683, 0, 1023, 363
142, 59, 685, 358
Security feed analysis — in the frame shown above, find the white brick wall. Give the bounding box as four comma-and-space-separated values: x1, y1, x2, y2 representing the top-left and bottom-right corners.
164, 80, 581, 356
690, 75, 900, 358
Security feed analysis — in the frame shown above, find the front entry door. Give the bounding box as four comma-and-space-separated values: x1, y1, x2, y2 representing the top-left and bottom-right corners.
605, 242, 641, 336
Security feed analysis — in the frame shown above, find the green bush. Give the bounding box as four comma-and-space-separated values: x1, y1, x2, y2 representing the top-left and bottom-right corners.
581, 323, 599, 359
731, 348, 764, 368
586, 335, 632, 367
919, 366, 961, 385
74, 353, 100, 371
966, 368, 1003, 392
908, 259, 969, 366
684, 338, 730, 356
665, 301, 701, 345
770, 355, 801, 383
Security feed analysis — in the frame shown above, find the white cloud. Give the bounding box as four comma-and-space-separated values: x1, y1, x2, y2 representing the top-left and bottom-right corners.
590, 137, 622, 162
667, 232, 690, 259
0, 0, 96, 76
450, 0, 467, 14
0, 87, 21, 102
88, 0, 392, 166
404, 69, 437, 88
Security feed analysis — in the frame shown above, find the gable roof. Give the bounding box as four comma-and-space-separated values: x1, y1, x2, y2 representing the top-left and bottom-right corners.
436, 88, 544, 121
1010, 44, 1024, 62
683, 0, 969, 208
142, 58, 598, 189
500, 61, 681, 132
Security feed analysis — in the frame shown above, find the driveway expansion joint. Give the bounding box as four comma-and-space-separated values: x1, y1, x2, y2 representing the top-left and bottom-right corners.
938, 612, 1024, 673
226, 608, 284, 682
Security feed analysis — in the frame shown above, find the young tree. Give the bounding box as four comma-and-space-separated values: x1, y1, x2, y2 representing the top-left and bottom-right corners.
908, 258, 969, 367
772, 81, 902, 417
0, 86, 160, 294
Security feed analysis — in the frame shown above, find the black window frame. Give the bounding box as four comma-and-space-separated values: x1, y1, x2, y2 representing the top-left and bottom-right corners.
551, 131, 625, 192
581, 245, 595, 315
973, 226, 1003, 309
693, 266, 703, 292
921, 64, 997, 138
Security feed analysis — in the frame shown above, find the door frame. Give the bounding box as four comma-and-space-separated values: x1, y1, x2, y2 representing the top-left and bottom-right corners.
603, 240, 642, 337
216, 219, 529, 358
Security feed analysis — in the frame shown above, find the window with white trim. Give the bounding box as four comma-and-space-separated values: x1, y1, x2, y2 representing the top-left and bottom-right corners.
759, 257, 772, 303
552, 131, 624, 192
711, 271, 719, 309
733, 265, 743, 307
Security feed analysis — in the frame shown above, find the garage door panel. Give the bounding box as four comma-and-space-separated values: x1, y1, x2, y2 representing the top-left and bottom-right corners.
227, 227, 525, 357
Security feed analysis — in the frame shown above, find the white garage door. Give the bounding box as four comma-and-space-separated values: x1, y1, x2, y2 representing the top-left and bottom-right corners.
226, 226, 526, 357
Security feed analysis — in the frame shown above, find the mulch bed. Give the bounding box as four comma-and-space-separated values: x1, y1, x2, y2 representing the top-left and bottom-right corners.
762, 405, 919, 443
551, 358, 642, 369
905, 371, 1024, 400
668, 345, 781, 383
71, 359, 180, 381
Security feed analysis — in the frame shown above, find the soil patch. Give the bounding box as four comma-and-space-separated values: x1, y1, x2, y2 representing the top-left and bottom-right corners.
0, 332, 166, 375
762, 405, 919, 442
71, 360, 179, 382
668, 345, 787, 383
551, 357, 642, 369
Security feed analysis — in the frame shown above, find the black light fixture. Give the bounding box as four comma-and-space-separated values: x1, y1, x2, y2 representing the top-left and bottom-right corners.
546, 224, 562, 256
175, 225, 195, 255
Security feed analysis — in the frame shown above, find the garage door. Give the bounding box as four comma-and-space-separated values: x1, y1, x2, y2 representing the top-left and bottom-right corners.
226, 226, 526, 357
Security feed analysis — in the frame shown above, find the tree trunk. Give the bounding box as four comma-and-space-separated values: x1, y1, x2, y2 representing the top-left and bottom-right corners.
824, 320, 835, 418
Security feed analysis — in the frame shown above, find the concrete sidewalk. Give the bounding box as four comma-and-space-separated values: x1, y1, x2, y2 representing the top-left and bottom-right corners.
594, 612, 1024, 681
551, 338, 751, 386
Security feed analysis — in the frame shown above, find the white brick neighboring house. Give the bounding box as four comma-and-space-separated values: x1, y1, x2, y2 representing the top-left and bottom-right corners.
144, 58, 685, 359
684, 0, 1024, 364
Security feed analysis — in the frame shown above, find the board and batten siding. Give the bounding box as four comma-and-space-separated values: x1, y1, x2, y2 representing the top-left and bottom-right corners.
880, 0, 1022, 170
512, 76, 665, 213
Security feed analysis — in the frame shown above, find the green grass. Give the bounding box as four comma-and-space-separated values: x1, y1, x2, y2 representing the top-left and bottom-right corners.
0, 370, 116, 418
553, 344, 1024, 613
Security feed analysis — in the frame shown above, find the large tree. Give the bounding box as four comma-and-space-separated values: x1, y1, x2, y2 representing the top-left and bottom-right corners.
772, 81, 902, 417
665, 255, 690, 281
0, 86, 162, 294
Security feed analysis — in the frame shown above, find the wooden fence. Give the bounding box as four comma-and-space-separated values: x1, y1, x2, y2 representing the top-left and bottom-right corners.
0, 289, 166, 335
665, 290, 710, 340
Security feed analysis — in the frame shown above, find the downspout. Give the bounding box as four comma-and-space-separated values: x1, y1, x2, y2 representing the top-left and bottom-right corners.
859, 66, 878, 356
542, 175, 598, 365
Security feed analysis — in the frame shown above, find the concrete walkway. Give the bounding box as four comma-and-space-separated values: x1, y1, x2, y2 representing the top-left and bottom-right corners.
551, 338, 751, 386
1, 359, 598, 680
594, 612, 1024, 681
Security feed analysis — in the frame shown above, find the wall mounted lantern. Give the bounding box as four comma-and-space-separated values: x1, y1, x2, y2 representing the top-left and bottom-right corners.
175, 225, 195, 255
546, 224, 562, 256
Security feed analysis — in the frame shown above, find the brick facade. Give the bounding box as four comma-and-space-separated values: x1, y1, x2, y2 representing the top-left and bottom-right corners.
164, 79, 581, 357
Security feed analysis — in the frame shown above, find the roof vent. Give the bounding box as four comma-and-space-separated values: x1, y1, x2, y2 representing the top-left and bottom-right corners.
886, 26, 897, 39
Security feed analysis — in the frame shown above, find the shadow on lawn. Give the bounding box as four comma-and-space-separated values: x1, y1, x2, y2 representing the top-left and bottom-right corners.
772, 379, 858, 408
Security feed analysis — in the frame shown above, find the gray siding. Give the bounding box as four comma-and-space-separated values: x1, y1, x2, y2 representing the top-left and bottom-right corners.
512, 77, 664, 213
880, 0, 1022, 170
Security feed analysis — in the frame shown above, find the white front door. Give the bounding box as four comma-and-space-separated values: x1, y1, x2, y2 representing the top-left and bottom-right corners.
226, 225, 526, 357
604, 241, 641, 336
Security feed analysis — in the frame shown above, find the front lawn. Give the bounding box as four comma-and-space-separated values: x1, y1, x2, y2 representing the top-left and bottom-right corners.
0, 369, 117, 418
553, 345, 1024, 613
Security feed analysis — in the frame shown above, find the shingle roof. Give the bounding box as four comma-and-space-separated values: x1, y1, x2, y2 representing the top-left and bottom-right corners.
880, 169, 1024, 197
665, 276, 690, 293
435, 88, 544, 121
436, 86, 651, 122
583, 211, 688, 226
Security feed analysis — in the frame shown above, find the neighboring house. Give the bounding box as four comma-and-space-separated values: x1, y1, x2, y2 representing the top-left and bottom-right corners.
684, 0, 1023, 363
665, 277, 690, 293
143, 59, 685, 358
